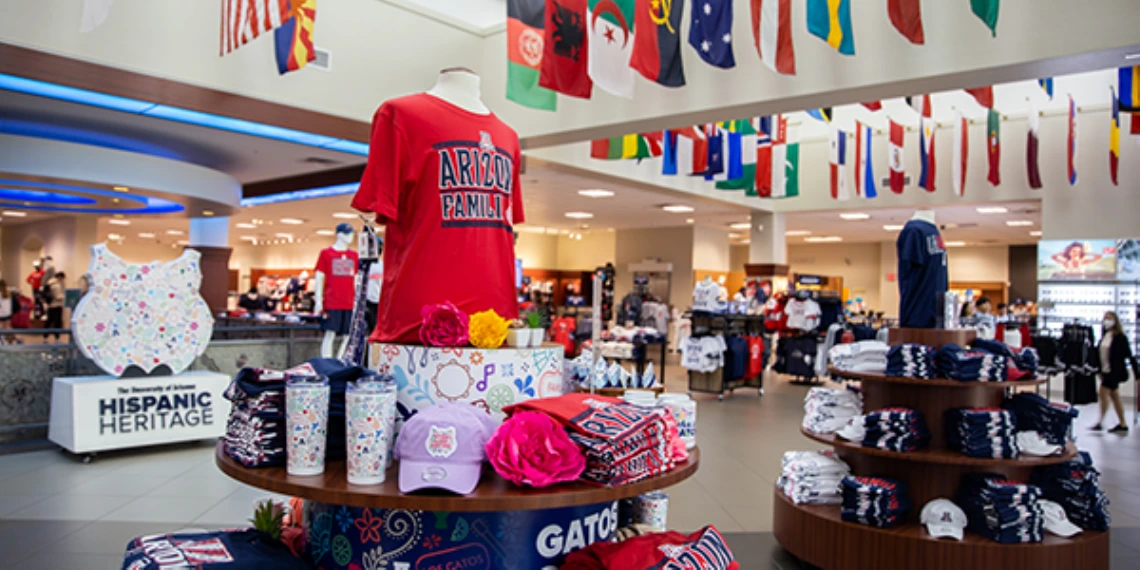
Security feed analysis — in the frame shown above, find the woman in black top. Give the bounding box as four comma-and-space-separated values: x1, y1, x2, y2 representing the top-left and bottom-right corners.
1092, 311, 1138, 432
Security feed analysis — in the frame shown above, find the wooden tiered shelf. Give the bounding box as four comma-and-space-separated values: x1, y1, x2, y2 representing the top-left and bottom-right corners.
775, 327, 1110, 570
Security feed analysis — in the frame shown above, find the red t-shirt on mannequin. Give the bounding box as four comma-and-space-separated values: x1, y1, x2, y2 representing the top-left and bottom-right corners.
314, 248, 358, 311
352, 93, 524, 344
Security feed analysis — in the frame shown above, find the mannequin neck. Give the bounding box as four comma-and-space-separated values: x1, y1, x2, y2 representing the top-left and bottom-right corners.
332, 235, 351, 251
910, 210, 936, 225
427, 69, 490, 115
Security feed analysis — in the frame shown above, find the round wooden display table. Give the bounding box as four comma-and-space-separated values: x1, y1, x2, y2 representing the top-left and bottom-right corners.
216, 443, 699, 569
574, 385, 666, 398
774, 327, 1110, 570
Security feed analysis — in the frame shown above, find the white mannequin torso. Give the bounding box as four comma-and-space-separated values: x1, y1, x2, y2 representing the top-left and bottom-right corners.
426, 69, 490, 115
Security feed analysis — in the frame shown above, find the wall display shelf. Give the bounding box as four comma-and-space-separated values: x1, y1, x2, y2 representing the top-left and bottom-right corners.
775, 328, 1109, 570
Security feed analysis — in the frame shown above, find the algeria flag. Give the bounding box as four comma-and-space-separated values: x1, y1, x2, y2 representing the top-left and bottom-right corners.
587, 0, 636, 98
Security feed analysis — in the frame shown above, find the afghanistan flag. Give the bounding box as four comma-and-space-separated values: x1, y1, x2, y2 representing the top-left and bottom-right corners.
986, 108, 1001, 186
274, 0, 317, 75
630, 0, 685, 87
507, 0, 558, 110
540, 0, 593, 98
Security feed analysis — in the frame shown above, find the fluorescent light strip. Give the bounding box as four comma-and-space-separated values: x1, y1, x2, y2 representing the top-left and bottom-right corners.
785, 230, 812, 236
976, 207, 1008, 214
804, 236, 843, 243
1030, 231, 1043, 237
564, 212, 594, 219
578, 189, 615, 198
1006, 220, 1033, 227
840, 213, 870, 220
0, 73, 369, 156
138, 232, 155, 238
316, 229, 336, 236
279, 218, 305, 225
108, 219, 131, 226
945, 241, 967, 247
729, 222, 752, 230
166, 230, 184, 235
2, 210, 27, 217
332, 212, 358, 219
661, 205, 694, 213
883, 224, 904, 231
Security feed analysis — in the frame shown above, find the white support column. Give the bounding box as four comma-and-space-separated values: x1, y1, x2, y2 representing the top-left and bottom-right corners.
749, 211, 787, 265
189, 216, 230, 247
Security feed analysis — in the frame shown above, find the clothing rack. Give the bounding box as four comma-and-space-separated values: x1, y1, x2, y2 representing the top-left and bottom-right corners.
684, 312, 766, 400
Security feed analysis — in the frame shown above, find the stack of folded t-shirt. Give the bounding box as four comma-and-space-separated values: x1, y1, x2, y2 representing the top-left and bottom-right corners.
1003, 392, 1078, 445
840, 475, 911, 527
971, 338, 1040, 379
802, 387, 863, 435
1031, 452, 1111, 531
561, 525, 738, 570
945, 408, 1019, 459
223, 367, 288, 468
778, 450, 850, 505
934, 344, 1008, 382
958, 473, 1044, 544
862, 407, 930, 452
505, 393, 675, 487
828, 341, 890, 374
885, 344, 935, 379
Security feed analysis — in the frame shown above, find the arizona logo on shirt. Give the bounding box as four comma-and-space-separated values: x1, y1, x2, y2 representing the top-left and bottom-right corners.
926, 234, 946, 255
436, 132, 516, 230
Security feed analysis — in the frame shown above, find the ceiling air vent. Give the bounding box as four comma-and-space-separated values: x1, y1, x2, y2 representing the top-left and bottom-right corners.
312, 48, 332, 71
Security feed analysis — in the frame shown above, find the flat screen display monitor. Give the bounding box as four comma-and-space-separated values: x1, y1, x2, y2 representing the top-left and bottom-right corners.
1037, 239, 1117, 281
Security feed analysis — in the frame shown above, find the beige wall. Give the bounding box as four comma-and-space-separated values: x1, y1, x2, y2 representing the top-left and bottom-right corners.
729, 244, 749, 272
556, 232, 616, 271
615, 227, 694, 311
692, 226, 730, 272
948, 246, 1010, 283
515, 232, 559, 271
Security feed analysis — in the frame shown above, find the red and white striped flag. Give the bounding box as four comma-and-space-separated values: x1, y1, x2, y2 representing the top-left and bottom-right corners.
751, 0, 796, 75
221, 0, 292, 55
888, 120, 905, 193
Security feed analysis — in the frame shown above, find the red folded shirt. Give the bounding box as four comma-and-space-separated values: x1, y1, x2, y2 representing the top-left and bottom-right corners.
560, 526, 739, 570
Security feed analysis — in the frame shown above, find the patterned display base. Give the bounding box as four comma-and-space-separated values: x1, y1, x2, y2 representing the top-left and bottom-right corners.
371, 344, 565, 431
303, 499, 617, 570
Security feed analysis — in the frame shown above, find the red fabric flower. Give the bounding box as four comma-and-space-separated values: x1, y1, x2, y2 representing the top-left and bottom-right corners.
485, 411, 586, 488
420, 302, 470, 347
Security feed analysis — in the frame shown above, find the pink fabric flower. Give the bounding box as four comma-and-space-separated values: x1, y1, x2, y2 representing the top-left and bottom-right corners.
420, 302, 470, 347
486, 411, 586, 488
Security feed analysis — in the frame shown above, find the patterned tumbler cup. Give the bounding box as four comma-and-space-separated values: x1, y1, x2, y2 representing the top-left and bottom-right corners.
346, 380, 398, 485
285, 375, 330, 476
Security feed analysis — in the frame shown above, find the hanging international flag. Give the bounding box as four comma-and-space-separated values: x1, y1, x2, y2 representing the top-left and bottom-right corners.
806, 0, 855, 56
986, 108, 1001, 186
718, 120, 760, 191
829, 126, 850, 200
918, 116, 936, 192
587, 0, 636, 98
1026, 97, 1042, 189
1038, 78, 1054, 100
806, 108, 833, 123
887, 0, 924, 44
274, 0, 317, 75
721, 123, 744, 182
1111, 87, 1120, 186
80, 0, 113, 33
663, 127, 708, 175
591, 133, 661, 159
854, 121, 877, 198
689, 0, 735, 68
705, 124, 726, 180
970, 0, 999, 37
771, 119, 799, 198
952, 111, 968, 196
1120, 66, 1140, 134
756, 116, 774, 197
908, 94, 932, 118
888, 120, 905, 193
1067, 95, 1078, 186
221, 0, 291, 55
966, 86, 994, 109
507, 0, 558, 110
540, 0, 593, 98
631, 0, 685, 87
862, 101, 883, 112
750, 0, 796, 75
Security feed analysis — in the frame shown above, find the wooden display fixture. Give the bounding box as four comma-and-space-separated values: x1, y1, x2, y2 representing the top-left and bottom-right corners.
216, 442, 699, 512
775, 327, 1110, 569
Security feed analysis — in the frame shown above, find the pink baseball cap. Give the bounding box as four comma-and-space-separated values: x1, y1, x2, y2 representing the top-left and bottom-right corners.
395, 402, 496, 495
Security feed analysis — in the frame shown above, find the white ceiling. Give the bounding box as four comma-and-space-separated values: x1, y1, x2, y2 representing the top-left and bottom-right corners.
378, 0, 506, 36
783, 201, 1043, 247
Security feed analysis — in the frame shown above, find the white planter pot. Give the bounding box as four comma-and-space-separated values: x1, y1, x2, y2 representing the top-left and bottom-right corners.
529, 328, 545, 347
506, 329, 528, 348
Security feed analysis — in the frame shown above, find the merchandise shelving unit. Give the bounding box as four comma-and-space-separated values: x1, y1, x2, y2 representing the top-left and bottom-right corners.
684, 312, 765, 399
772, 328, 1110, 570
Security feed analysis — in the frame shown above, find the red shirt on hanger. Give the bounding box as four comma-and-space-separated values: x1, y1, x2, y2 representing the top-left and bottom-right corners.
352, 93, 524, 343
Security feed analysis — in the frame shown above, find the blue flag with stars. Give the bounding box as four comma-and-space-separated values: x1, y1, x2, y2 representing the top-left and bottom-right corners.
688, 0, 735, 69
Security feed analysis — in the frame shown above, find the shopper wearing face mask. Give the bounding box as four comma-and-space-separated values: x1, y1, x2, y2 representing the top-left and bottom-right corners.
1092, 311, 1138, 433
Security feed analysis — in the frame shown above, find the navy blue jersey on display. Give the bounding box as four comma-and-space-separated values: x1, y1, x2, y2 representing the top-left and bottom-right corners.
896, 219, 948, 328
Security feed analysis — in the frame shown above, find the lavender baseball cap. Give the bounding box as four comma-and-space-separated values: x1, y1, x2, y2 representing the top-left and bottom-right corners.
395, 402, 496, 495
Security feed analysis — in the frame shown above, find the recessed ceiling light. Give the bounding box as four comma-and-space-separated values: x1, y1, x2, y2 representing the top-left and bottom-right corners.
166, 230, 184, 235
729, 222, 752, 230
785, 230, 812, 236
240, 236, 258, 241
883, 224, 904, 231
1030, 230, 1042, 237
578, 189, 615, 198
564, 212, 594, 219
316, 229, 335, 236
176, 240, 189, 245
805, 236, 843, 243
945, 241, 967, 247
279, 218, 305, 225
138, 232, 156, 238
113, 186, 129, 192
109, 219, 131, 226
2, 211, 27, 217
976, 206, 1008, 214
1006, 220, 1033, 227
332, 212, 357, 219
728, 233, 742, 239
202, 210, 214, 216
107, 233, 122, 240
235, 222, 256, 229
661, 205, 695, 213
685, 218, 695, 224
840, 213, 870, 220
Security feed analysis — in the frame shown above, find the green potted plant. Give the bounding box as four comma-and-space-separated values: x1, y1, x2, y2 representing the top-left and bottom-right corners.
523, 310, 545, 347
506, 318, 528, 348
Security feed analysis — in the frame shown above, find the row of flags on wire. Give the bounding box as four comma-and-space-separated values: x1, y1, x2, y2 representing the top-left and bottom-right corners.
593, 67, 1140, 199
506, 0, 1002, 111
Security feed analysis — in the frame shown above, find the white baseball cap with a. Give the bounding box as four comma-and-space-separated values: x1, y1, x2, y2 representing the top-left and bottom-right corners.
1039, 499, 1083, 537
836, 416, 866, 442
1017, 431, 1063, 456
921, 498, 968, 541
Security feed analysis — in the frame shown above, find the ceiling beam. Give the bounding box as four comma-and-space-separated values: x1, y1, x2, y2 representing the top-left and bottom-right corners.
242, 164, 365, 198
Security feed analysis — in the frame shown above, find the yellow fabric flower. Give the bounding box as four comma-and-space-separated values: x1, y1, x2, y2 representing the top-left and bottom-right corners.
468, 309, 510, 349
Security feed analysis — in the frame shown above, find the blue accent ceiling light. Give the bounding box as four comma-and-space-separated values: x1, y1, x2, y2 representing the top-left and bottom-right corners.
240, 182, 358, 207
0, 179, 185, 214
0, 73, 369, 156
0, 188, 98, 205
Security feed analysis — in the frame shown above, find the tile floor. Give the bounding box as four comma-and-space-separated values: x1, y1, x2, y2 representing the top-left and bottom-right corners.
1, 367, 1139, 568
